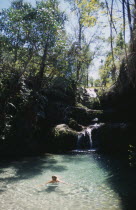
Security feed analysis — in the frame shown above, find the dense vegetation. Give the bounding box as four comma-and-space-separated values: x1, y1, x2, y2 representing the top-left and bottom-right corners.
0, 0, 96, 156
0, 0, 136, 158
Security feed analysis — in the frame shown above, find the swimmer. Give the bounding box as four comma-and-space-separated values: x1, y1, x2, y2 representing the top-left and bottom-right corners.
45, 176, 67, 184
37, 175, 70, 188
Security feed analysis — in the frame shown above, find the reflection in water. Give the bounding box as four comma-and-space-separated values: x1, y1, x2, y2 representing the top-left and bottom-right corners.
0, 153, 136, 210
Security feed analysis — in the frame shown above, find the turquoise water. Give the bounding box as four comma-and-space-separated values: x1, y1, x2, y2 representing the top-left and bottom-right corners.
0, 152, 136, 210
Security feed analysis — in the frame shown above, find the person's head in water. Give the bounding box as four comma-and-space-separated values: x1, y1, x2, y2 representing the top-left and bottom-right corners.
52, 176, 57, 181
44, 175, 67, 185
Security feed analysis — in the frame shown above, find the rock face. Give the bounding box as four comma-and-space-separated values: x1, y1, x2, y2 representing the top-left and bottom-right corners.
66, 106, 103, 126
92, 123, 136, 154
52, 124, 77, 151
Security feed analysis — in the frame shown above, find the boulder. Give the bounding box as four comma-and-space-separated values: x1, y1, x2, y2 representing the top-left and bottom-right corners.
67, 118, 83, 131
66, 106, 103, 126
52, 124, 77, 151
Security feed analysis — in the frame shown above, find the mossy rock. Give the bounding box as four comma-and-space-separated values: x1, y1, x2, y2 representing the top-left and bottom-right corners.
52, 124, 77, 151
67, 106, 103, 126
67, 118, 83, 131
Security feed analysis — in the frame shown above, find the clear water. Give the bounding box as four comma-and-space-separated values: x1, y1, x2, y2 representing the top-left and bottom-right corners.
0, 152, 136, 210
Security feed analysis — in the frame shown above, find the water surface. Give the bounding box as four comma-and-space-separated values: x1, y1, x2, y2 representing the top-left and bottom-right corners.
0, 152, 136, 210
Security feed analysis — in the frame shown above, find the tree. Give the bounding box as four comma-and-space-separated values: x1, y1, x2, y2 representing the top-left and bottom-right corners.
65, 0, 100, 83
35, 0, 66, 84
98, 30, 127, 87
0, 0, 72, 151
93, 78, 101, 87
89, 76, 94, 87
0, 0, 68, 85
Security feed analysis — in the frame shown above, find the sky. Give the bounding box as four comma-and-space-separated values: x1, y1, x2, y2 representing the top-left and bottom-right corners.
0, 0, 68, 10
0, 0, 35, 8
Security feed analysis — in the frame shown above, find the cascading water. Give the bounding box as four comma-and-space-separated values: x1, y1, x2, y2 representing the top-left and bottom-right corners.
76, 123, 102, 151
77, 131, 85, 149
86, 127, 92, 148
76, 88, 101, 151
77, 127, 93, 150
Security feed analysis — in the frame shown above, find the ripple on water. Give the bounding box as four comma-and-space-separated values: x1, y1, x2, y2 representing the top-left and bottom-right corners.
0, 154, 124, 210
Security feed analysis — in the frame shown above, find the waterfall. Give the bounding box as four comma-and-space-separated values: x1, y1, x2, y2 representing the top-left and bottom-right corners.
77, 123, 103, 150
77, 131, 86, 149
77, 127, 92, 149
86, 127, 92, 148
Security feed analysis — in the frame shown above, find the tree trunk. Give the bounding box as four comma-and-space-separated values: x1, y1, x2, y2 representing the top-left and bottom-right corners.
77, 18, 82, 83
14, 43, 18, 63
126, 0, 133, 40
14, 30, 20, 63
86, 69, 89, 88
39, 43, 48, 82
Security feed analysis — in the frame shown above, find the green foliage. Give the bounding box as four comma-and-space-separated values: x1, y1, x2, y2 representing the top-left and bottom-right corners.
89, 76, 94, 87
75, 0, 100, 27
93, 79, 102, 87
0, 0, 68, 81
65, 0, 100, 84
98, 31, 127, 87
0, 0, 76, 156
1, 0, 98, 87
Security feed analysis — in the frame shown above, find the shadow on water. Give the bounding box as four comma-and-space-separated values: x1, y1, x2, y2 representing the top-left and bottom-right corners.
64, 150, 136, 210
0, 155, 67, 188
44, 185, 58, 193
95, 153, 136, 210
1, 152, 136, 210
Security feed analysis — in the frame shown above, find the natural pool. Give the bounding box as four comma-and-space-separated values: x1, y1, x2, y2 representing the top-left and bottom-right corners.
0, 151, 136, 210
